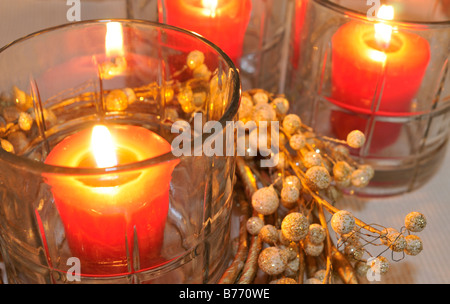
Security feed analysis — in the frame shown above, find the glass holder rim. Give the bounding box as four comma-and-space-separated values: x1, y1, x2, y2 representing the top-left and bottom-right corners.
312, 0, 450, 28
0, 18, 242, 176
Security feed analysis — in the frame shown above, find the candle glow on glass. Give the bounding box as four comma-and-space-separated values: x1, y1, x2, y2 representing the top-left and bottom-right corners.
44, 124, 179, 275
102, 22, 127, 79
160, 0, 252, 65
105, 22, 125, 58
330, 5, 431, 152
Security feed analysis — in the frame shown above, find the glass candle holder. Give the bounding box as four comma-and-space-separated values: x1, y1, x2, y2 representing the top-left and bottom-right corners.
240, 0, 294, 93
158, 0, 253, 67
287, 0, 450, 196
0, 19, 240, 283
157, 0, 293, 93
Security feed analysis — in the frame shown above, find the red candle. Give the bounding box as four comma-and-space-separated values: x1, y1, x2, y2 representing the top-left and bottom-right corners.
44, 125, 179, 275
291, 0, 307, 69
159, 0, 252, 65
330, 6, 430, 152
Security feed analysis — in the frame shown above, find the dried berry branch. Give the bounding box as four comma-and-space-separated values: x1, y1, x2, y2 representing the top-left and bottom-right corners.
232, 88, 427, 284
0, 50, 427, 284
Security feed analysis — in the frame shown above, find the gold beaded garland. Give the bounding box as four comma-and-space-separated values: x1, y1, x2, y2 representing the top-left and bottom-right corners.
186, 50, 205, 70
105, 89, 129, 111
18, 112, 33, 131
386, 231, 407, 252
1, 139, 14, 153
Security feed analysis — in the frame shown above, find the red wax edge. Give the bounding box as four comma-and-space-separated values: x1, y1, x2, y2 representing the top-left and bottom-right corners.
330, 21, 430, 152
161, 0, 252, 65
44, 124, 179, 275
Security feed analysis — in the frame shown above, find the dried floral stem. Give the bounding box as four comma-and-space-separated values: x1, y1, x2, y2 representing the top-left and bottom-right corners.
320, 135, 347, 146
236, 236, 263, 284
317, 203, 333, 284
236, 157, 258, 198
305, 254, 318, 278
297, 247, 306, 284
235, 156, 265, 284
218, 201, 250, 284
286, 156, 383, 236
331, 246, 359, 284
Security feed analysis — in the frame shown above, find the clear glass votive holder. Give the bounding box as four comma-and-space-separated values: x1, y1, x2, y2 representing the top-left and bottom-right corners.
0, 19, 240, 283
157, 0, 294, 93
287, 0, 450, 196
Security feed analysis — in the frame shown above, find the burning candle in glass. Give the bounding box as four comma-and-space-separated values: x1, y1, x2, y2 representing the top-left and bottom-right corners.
45, 124, 178, 275
330, 5, 430, 152
101, 22, 127, 79
159, 0, 252, 65
43, 22, 179, 275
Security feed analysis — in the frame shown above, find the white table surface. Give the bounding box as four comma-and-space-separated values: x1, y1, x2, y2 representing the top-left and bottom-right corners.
339, 146, 450, 284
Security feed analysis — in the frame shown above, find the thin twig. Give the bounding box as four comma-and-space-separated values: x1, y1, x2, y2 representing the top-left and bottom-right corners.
286, 156, 382, 235
218, 201, 250, 284
317, 203, 333, 284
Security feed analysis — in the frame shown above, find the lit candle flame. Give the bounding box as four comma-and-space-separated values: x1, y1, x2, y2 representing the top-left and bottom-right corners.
202, 0, 218, 17
374, 5, 394, 49
105, 22, 124, 58
91, 125, 118, 168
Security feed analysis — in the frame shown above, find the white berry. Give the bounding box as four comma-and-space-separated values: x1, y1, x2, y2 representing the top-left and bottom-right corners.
251, 186, 279, 215
347, 130, 366, 149
405, 212, 427, 232
282, 114, 302, 135
272, 97, 290, 115
280, 185, 300, 209
187, 50, 205, 70
404, 235, 423, 256
381, 228, 406, 252
308, 223, 326, 245
281, 212, 309, 242
246, 216, 264, 236
305, 166, 331, 191
259, 225, 279, 245
283, 175, 302, 191
331, 210, 355, 235
303, 238, 324, 256
258, 247, 288, 276
303, 151, 322, 168
253, 91, 269, 104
